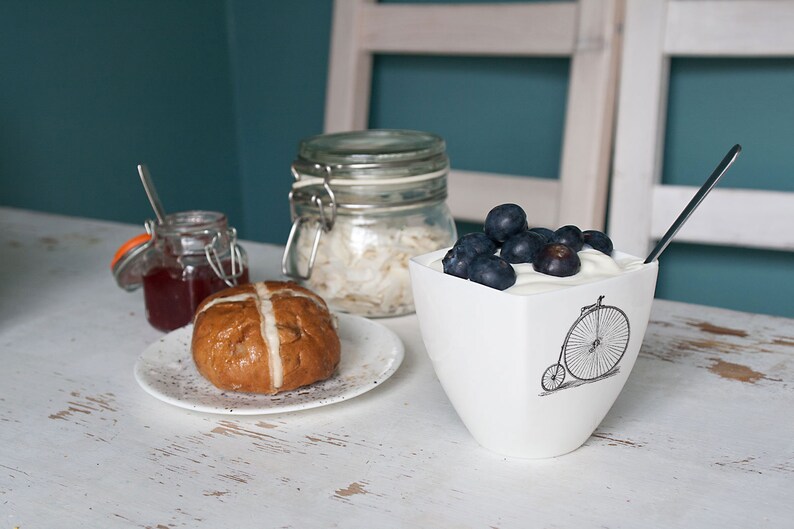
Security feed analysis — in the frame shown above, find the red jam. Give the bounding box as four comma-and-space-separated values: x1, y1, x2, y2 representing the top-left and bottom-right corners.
142, 261, 249, 332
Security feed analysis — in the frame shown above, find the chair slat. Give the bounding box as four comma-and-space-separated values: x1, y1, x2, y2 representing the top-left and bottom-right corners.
609, 0, 794, 255
360, 3, 577, 56
325, 0, 622, 228
665, 1, 794, 56
447, 170, 559, 226
651, 185, 794, 250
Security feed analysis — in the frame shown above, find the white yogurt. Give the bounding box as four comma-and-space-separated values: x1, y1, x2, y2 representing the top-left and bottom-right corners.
432, 249, 645, 295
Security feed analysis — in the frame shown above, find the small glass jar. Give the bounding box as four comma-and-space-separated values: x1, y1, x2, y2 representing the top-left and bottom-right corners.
112, 211, 249, 331
282, 129, 457, 317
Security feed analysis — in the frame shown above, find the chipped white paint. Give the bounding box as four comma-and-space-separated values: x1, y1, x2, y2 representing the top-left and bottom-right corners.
1, 207, 793, 528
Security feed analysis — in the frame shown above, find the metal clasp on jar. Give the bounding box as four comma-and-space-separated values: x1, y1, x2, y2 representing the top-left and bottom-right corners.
281, 163, 337, 280
205, 226, 245, 287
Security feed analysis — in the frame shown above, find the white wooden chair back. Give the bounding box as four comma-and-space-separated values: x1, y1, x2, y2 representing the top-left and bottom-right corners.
325, 0, 624, 229
608, 0, 794, 256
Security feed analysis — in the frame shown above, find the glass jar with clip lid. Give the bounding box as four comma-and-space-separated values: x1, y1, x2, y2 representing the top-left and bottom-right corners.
112, 211, 249, 331
281, 129, 457, 317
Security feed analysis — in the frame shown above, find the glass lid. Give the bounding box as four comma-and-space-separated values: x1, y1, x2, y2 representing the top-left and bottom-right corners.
297, 129, 446, 166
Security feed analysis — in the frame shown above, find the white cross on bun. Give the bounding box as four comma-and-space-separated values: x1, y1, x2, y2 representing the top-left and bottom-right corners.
191, 281, 341, 394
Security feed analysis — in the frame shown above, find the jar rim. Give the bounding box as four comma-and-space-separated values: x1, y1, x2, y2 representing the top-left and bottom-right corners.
297, 129, 446, 167
111, 210, 232, 292
154, 210, 227, 237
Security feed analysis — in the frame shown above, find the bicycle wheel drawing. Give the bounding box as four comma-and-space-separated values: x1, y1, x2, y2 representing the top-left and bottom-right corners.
540, 295, 631, 393
541, 363, 566, 391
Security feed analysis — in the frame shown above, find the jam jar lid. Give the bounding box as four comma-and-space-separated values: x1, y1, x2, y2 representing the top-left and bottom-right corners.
111, 232, 153, 292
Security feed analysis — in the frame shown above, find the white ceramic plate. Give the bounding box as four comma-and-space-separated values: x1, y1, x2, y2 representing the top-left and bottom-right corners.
134, 313, 404, 415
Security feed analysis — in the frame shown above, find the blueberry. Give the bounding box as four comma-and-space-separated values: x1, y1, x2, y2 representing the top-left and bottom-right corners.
552, 225, 584, 252
583, 230, 614, 255
454, 232, 497, 256
529, 227, 554, 242
442, 245, 478, 279
500, 230, 546, 264
533, 243, 581, 277
484, 204, 528, 243
468, 254, 517, 290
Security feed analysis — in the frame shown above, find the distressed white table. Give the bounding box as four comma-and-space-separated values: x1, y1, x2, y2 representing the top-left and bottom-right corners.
1, 207, 792, 528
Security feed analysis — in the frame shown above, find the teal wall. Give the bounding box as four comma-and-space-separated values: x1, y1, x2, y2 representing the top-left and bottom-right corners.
657, 58, 794, 317
0, 0, 243, 229
370, 55, 568, 178
226, 1, 333, 244
1, 1, 792, 317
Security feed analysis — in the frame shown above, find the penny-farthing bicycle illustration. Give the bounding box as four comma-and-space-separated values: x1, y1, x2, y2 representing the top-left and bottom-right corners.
541, 295, 630, 393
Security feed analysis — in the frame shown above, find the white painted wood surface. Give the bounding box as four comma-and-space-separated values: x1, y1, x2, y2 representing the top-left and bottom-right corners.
651, 185, 794, 249
608, 0, 794, 256
357, 2, 578, 56
325, 0, 623, 229
2, 208, 793, 528
446, 169, 560, 228
665, 0, 794, 56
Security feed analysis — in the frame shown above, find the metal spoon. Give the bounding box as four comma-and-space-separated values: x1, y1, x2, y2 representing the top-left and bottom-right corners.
137, 163, 166, 224
644, 144, 741, 263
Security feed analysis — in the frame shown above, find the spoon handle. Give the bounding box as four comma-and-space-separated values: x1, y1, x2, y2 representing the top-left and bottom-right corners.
137, 163, 166, 225
644, 144, 742, 264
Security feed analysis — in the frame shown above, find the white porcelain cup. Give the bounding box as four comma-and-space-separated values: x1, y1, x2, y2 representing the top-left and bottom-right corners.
409, 249, 658, 458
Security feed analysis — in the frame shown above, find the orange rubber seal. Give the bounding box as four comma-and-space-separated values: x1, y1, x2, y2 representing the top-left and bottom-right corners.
110, 233, 152, 269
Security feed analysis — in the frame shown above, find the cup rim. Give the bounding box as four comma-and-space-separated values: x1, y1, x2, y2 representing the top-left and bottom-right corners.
409, 247, 658, 299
